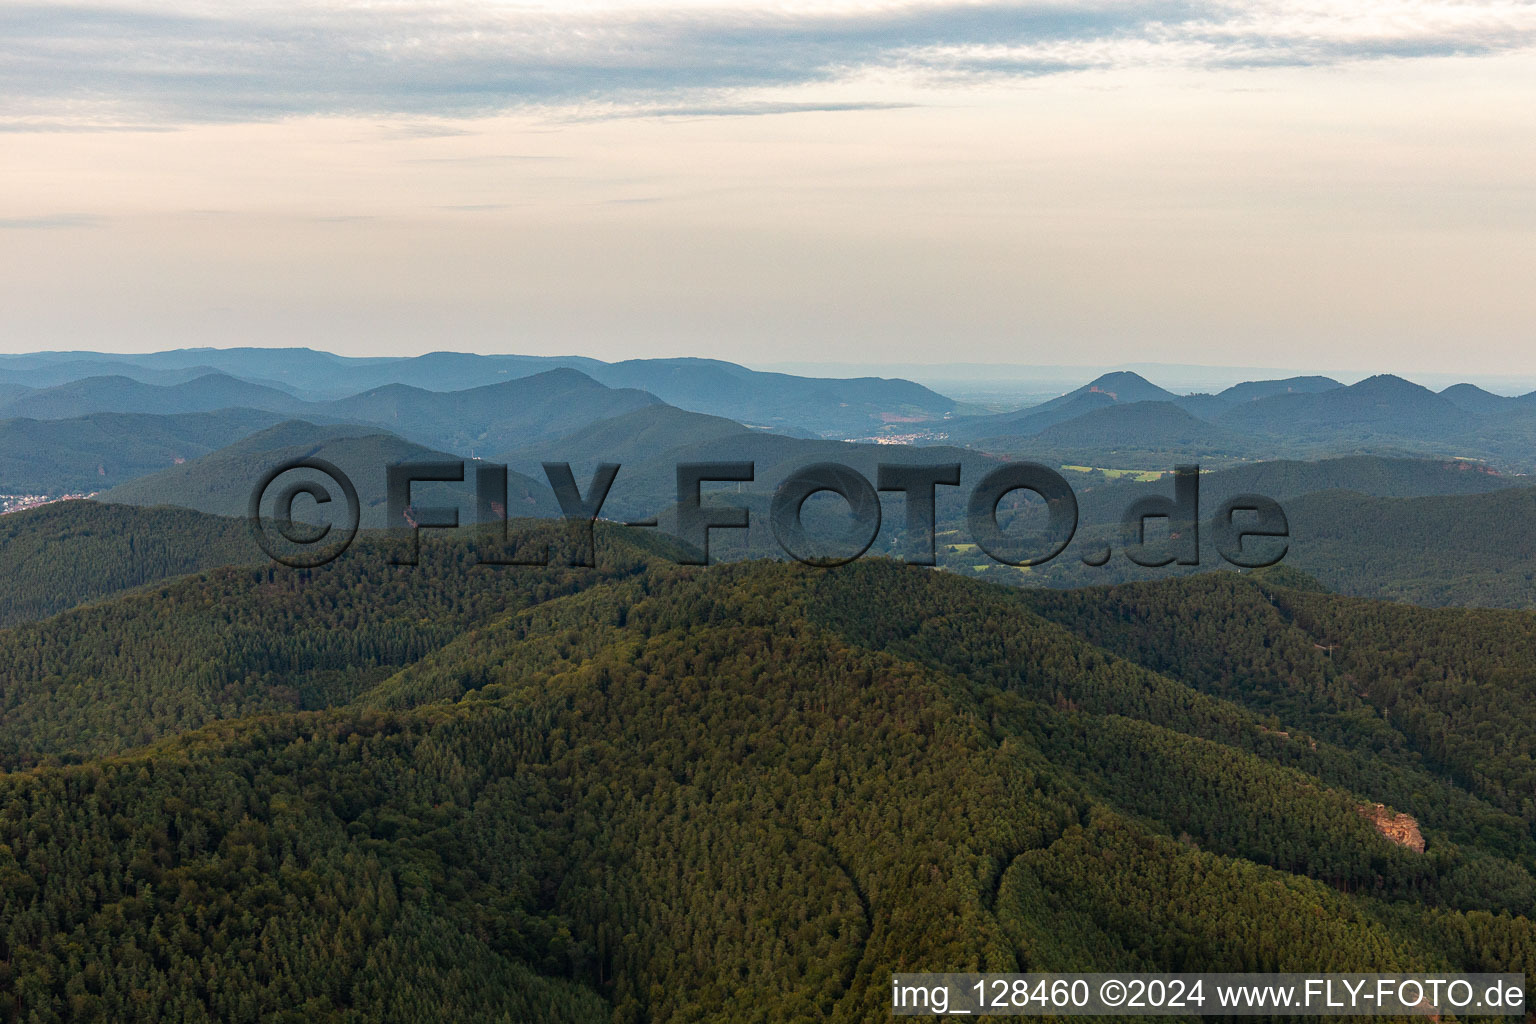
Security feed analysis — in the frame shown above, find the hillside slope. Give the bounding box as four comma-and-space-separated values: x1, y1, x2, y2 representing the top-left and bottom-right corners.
0, 545, 1532, 1020
0, 408, 288, 494
1280, 486, 1536, 606
0, 502, 261, 627
317, 368, 664, 455
1024, 400, 1253, 452
97, 421, 560, 527
0, 373, 307, 419
1064, 454, 1518, 528
1218, 374, 1475, 441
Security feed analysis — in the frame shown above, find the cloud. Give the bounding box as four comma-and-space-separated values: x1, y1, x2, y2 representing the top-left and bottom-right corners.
2, 1, 1534, 126
0, 214, 107, 229
571, 100, 920, 121
0, 120, 175, 133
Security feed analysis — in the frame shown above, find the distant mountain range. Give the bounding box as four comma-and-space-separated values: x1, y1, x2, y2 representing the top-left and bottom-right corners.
0, 368, 665, 457
91, 399, 1533, 602
0, 349, 960, 438
98, 421, 558, 528
0, 373, 308, 420
317, 368, 663, 456
947, 370, 1536, 470
1214, 373, 1475, 441
7, 350, 1536, 522
949, 372, 1344, 441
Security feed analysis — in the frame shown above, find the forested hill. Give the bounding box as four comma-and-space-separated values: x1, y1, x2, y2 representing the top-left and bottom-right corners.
1022, 572, 1536, 825
0, 502, 261, 628
1, 538, 1534, 1021
1275, 487, 1536, 607
97, 422, 560, 527
0, 408, 288, 494
934, 481, 1536, 611
0, 523, 683, 765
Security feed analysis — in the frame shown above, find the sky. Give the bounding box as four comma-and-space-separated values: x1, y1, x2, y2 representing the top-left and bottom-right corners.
2, 0, 1534, 375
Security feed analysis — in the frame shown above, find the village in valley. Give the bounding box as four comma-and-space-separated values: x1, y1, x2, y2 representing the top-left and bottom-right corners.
0, 493, 96, 515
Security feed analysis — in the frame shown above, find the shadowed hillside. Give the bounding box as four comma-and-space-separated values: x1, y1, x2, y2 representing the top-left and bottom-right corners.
0, 502, 261, 627
0, 408, 289, 495
96, 420, 559, 527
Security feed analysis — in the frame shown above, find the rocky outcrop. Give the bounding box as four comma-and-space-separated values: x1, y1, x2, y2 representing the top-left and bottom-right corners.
1362, 803, 1425, 852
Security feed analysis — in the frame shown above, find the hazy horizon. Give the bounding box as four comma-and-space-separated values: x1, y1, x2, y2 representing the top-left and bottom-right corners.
7, 344, 1536, 398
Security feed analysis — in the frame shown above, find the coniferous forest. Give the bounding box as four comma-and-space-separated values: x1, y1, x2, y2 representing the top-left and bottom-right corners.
1, 505, 1534, 1022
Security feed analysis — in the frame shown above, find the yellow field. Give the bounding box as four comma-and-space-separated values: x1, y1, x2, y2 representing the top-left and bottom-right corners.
1060, 465, 1168, 482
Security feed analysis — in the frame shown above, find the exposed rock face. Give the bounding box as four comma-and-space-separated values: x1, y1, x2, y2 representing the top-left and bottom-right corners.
1362, 803, 1425, 852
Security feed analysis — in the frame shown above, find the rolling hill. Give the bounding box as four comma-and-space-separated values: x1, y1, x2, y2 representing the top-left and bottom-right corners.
941, 478, 1536, 609
1182, 453, 1515, 499
1440, 382, 1536, 416
0, 527, 1532, 1019
79, 407, 1534, 611
496, 403, 752, 474
949, 372, 1344, 451
1022, 571, 1536, 835
0, 372, 308, 420
1066, 454, 1519, 527
0, 346, 400, 394
0, 368, 669, 463
318, 368, 663, 456
1217, 374, 1476, 441
948, 389, 1116, 440
0, 502, 262, 627
96, 420, 560, 527
0, 358, 294, 391
1277, 486, 1536, 607
1038, 369, 1180, 408
582, 357, 959, 437
949, 371, 1173, 441
30, 346, 606, 396
1175, 375, 1344, 418
943, 372, 1536, 473
0, 408, 290, 495
498, 414, 1006, 540
1017, 400, 1253, 453
1211, 375, 1343, 405
1, 348, 962, 439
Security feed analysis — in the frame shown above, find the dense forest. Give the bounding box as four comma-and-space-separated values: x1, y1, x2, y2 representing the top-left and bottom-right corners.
0, 410, 286, 495
928, 483, 1536, 610
0, 503, 261, 627
0, 503, 1533, 1021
